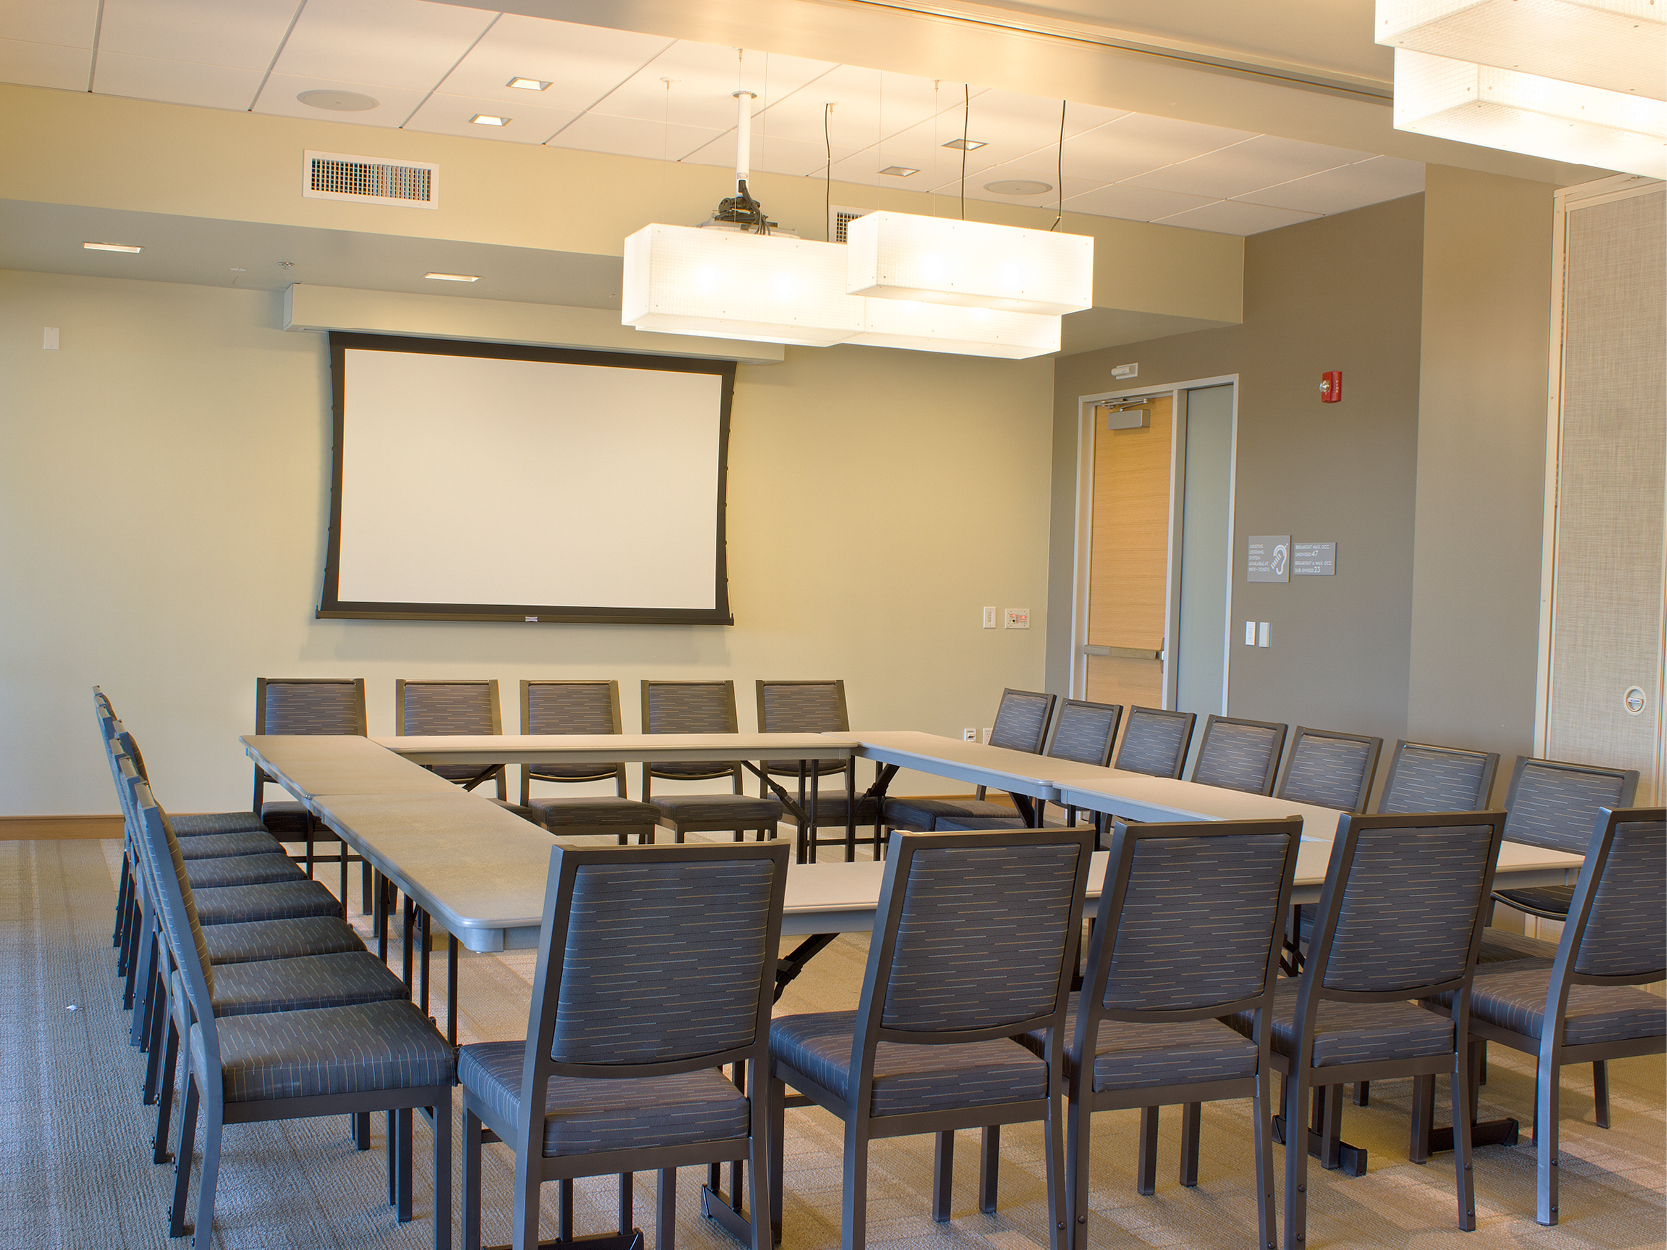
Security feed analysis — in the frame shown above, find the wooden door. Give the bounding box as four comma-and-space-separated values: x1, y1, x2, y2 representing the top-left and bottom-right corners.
1086, 396, 1171, 709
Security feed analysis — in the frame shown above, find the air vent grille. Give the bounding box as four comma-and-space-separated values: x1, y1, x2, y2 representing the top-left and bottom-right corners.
303, 150, 439, 209
829, 204, 871, 244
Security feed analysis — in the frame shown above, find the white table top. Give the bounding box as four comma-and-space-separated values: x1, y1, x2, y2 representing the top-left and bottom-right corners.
376, 732, 859, 767
1054, 773, 1350, 840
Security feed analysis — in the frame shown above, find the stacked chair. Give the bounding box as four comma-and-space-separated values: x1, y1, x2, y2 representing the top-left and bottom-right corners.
520, 679, 660, 844
880, 687, 1056, 832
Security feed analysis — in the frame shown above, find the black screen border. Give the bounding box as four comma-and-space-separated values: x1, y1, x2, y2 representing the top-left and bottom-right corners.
318, 332, 735, 625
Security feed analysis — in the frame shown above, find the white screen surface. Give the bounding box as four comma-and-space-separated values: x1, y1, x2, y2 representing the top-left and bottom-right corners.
332, 346, 725, 615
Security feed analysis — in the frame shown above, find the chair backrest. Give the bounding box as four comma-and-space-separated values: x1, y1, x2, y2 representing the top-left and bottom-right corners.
395, 679, 502, 786
1375, 740, 1500, 814
1045, 699, 1122, 767
521, 680, 627, 797
1276, 726, 1383, 813
1085, 817, 1301, 1042
641, 680, 741, 783
756, 680, 850, 776
1501, 756, 1641, 854
987, 688, 1056, 754
1113, 706, 1196, 779
1302, 810, 1506, 1008
1558, 807, 1666, 985
256, 677, 368, 735
855, 828, 1093, 1049
1190, 715, 1288, 795
515, 840, 789, 1162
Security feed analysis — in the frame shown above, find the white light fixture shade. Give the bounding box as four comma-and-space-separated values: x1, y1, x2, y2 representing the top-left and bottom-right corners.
850, 301, 1060, 359
622, 225, 865, 348
1376, 0, 1665, 100
1393, 49, 1667, 176
845, 212, 1094, 316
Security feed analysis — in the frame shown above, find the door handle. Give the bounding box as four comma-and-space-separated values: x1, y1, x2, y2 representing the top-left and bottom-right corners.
1082, 645, 1162, 660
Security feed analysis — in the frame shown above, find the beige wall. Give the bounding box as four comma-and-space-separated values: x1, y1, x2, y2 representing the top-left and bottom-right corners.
0, 268, 1053, 815
1407, 166, 1556, 764
1049, 195, 1426, 766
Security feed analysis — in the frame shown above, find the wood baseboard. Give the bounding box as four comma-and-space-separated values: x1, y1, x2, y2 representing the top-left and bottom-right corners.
0, 814, 125, 840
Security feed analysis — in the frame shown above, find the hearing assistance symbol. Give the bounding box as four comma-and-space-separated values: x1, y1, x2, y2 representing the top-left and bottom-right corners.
1247, 536, 1291, 583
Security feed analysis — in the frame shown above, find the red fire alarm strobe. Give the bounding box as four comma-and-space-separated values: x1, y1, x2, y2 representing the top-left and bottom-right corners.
1320, 370, 1342, 403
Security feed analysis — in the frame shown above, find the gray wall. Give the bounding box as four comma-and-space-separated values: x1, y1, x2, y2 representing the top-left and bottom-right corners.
1050, 194, 1426, 749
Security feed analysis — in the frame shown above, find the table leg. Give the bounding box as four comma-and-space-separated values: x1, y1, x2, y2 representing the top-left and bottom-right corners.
402, 894, 415, 995
447, 934, 459, 1047
374, 870, 388, 963
419, 908, 431, 1017
846, 763, 857, 860
774, 933, 838, 1001
1013, 794, 1038, 828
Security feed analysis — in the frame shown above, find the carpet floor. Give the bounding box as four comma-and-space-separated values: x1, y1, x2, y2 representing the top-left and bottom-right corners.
0, 838, 1660, 1250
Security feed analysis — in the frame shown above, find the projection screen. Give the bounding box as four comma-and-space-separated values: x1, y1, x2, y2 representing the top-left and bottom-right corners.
318, 333, 733, 624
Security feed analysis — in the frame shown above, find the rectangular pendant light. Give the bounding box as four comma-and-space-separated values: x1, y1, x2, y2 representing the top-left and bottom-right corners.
845, 212, 1093, 317
850, 301, 1060, 359
1376, 0, 1665, 100
622, 224, 865, 347
1393, 49, 1667, 177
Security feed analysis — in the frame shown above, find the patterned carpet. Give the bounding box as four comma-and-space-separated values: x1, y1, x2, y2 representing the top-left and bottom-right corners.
0, 838, 1661, 1250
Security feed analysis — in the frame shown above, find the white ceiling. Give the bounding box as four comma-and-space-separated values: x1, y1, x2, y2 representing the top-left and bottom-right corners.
0, 0, 1425, 236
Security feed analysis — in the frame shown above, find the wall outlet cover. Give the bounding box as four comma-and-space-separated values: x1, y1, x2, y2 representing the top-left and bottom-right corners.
1004, 608, 1030, 629
1257, 621, 1270, 647
963, 727, 978, 742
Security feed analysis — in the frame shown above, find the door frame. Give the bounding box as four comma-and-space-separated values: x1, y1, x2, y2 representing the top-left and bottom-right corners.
1069, 375, 1240, 707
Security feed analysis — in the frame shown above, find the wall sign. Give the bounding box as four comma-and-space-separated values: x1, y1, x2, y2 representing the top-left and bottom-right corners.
1294, 542, 1336, 576
1247, 535, 1290, 583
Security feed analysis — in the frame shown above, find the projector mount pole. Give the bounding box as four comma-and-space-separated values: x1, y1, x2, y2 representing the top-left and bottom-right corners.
712, 90, 772, 233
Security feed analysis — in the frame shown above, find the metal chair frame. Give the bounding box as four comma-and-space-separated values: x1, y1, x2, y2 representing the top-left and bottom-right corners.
1375, 739, 1501, 814
1491, 755, 1640, 919
1275, 725, 1383, 814
519, 679, 630, 806
254, 676, 369, 897
1189, 714, 1289, 796
640, 680, 780, 843
1112, 706, 1198, 779
395, 677, 507, 800
755, 679, 867, 863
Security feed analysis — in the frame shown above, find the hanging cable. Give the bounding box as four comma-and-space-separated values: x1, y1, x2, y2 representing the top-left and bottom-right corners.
1051, 99, 1065, 231
960, 83, 969, 221
824, 103, 834, 241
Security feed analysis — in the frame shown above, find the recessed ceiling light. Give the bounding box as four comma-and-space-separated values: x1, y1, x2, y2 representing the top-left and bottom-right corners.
880, 165, 920, 177
297, 89, 379, 112
506, 77, 549, 91
984, 179, 1053, 196
424, 272, 480, 282
471, 114, 510, 127
83, 241, 142, 253
942, 138, 987, 150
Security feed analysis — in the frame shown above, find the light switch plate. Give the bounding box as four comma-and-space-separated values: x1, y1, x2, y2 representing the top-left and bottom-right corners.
982, 606, 997, 629
1257, 622, 1270, 647
43, 327, 59, 350
1004, 608, 1030, 629
1244, 620, 1256, 646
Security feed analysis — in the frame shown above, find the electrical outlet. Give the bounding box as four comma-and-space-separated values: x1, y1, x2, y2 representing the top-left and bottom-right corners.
1244, 620, 1257, 646
963, 728, 977, 742
981, 606, 997, 629
1004, 608, 1030, 629
43, 327, 59, 350
981, 727, 993, 744
1257, 622, 1270, 648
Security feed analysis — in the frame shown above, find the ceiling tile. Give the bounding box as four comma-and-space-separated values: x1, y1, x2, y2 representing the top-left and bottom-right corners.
1235, 156, 1426, 215
253, 72, 428, 127
271, 0, 494, 91
97, 0, 299, 70
749, 66, 969, 149
547, 111, 724, 163
587, 41, 836, 133
1011, 112, 1257, 185
0, 0, 99, 47
432, 14, 671, 113
404, 91, 581, 144
1122, 134, 1376, 200
1059, 182, 1218, 223
0, 38, 91, 89
926, 168, 1103, 208
681, 133, 863, 179
1153, 200, 1320, 235
94, 52, 266, 109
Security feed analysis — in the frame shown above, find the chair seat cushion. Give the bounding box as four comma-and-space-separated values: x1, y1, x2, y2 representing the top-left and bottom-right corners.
1492, 884, 1575, 919
531, 797, 661, 828
175, 830, 286, 860
784, 795, 882, 828
936, 818, 1087, 833
192, 878, 345, 925
1440, 966, 1667, 1047
261, 800, 314, 837
881, 797, 1012, 831
486, 798, 548, 824
649, 795, 782, 827
185, 853, 305, 889
203, 916, 366, 966
458, 1040, 750, 1157
770, 1011, 1048, 1118
1476, 928, 1560, 964
171, 811, 271, 837
1025, 995, 1258, 1092
195, 998, 454, 1103
209, 951, 411, 1018
1227, 980, 1454, 1068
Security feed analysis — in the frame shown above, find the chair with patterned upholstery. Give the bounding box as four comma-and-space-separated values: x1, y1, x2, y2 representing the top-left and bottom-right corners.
1189, 714, 1288, 796
521, 679, 660, 844
395, 678, 509, 801
1229, 809, 1508, 1250
133, 774, 454, 1250
641, 680, 782, 843
1375, 740, 1500, 815
756, 679, 877, 861
459, 839, 789, 1250
768, 827, 1093, 1250
1112, 706, 1197, 779
1275, 726, 1383, 814
1431, 806, 1665, 1226
253, 677, 368, 888
1045, 816, 1299, 1247
881, 688, 1058, 832
1488, 757, 1639, 925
